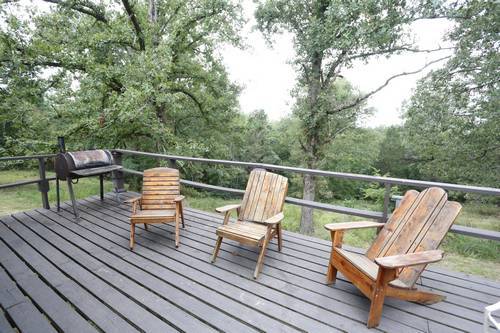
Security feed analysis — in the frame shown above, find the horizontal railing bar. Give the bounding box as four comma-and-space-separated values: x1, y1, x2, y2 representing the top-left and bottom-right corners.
0, 154, 57, 162
123, 169, 382, 220
0, 177, 57, 190
450, 225, 500, 241
121, 168, 499, 240
114, 149, 500, 196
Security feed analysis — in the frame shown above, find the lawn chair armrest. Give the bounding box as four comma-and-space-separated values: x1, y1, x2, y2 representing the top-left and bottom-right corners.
375, 250, 444, 269
262, 212, 284, 225
324, 221, 385, 232
174, 195, 185, 202
124, 196, 141, 204
215, 204, 241, 213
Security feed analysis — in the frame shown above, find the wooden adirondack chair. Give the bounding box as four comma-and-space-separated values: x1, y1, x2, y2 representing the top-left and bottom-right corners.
325, 187, 462, 328
211, 168, 288, 279
126, 167, 185, 249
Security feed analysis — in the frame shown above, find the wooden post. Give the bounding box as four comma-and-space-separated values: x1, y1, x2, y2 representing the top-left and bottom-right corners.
111, 151, 125, 193
382, 183, 391, 222
99, 174, 104, 200
37, 157, 50, 209
168, 158, 176, 169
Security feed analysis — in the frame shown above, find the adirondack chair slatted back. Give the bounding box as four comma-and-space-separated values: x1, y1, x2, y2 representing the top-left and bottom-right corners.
239, 169, 288, 223
141, 168, 180, 210
366, 187, 462, 286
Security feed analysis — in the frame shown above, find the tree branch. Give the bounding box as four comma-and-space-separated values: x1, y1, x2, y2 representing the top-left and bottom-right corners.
346, 46, 455, 62
121, 0, 145, 51
329, 55, 451, 114
41, 0, 108, 24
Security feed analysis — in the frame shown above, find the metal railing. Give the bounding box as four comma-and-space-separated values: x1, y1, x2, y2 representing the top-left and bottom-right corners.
1, 150, 499, 241
112, 149, 500, 241
0, 154, 57, 209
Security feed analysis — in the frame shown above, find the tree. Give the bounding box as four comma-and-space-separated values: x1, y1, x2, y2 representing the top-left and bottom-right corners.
0, 0, 243, 157
404, 0, 499, 187
375, 126, 418, 179
240, 110, 281, 164
255, 0, 447, 233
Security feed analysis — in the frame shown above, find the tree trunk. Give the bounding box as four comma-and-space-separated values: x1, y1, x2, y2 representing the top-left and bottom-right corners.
299, 53, 322, 235
300, 172, 315, 234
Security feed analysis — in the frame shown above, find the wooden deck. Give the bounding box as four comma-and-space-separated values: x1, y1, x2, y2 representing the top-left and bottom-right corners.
0, 192, 498, 333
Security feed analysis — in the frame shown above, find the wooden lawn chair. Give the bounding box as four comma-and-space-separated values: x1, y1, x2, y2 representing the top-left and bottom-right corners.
127, 167, 185, 249
211, 168, 288, 279
325, 187, 462, 328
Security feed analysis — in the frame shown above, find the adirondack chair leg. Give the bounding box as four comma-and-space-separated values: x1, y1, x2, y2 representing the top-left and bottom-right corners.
326, 262, 337, 285
211, 236, 223, 263
129, 222, 135, 250
144, 223, 148, 231
367, 267, 396, 328
388, 287, 446, 305
326, 230, 343, 284
175, 215, 180, 248
254, 228, 272, 279
179, 202, 185, 228
276, 223, 283, 252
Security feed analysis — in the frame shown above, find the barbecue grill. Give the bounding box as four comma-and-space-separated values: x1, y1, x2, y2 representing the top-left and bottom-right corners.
55, 138, 123, 218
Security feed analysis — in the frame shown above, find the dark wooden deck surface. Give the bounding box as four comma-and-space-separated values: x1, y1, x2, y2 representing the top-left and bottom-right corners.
0, 192, 498, 332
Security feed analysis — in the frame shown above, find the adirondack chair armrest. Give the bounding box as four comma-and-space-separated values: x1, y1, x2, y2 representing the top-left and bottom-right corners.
125, 196, 142, 213
124, 196, 141, 204
174, 195, 185, 202
215, 204, 241, 213
262, 212, 285, 225
324, 221, 385, 232
375, 250, 444, 269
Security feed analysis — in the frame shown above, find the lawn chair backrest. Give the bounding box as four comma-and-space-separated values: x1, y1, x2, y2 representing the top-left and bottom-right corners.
366, 187, 462, 286
141, 167, 180, 210
239, 169, 288, 223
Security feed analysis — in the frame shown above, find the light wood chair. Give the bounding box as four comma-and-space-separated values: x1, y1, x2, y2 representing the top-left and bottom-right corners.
126, 167, 185, 249
211, 168, 288, 279
325, 187, 462, 328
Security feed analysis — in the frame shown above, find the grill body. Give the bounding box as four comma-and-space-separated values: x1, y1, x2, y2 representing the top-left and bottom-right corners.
55, 150, 114, 180
55, 149, 122, 218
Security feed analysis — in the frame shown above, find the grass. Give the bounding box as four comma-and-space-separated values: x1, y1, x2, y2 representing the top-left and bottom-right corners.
1, 169, 499, 280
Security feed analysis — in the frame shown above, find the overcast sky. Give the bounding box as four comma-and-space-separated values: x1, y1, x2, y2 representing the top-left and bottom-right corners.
222, 1, 454, 127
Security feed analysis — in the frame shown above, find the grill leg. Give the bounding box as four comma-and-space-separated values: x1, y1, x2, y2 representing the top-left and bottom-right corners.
67, 178, 79, 218
99, 174, 104, 201
56, 178, 60, 212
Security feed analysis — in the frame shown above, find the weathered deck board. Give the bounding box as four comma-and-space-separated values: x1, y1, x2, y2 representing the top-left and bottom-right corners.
0, 192, 497, 333
96, 193, 485, 332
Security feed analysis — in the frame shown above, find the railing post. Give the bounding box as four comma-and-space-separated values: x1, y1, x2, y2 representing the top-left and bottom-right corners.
37, 157, 50, 209
168, 158, 177, 169
112, 151, 125, 192
382, 183, 391, 222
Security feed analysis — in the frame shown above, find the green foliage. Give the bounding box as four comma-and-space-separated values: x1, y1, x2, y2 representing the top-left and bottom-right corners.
403, 0, 499, 187
1, 0, 244, 159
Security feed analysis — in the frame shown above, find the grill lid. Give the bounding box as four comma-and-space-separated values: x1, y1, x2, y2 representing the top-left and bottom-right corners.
67, 150, 114, 169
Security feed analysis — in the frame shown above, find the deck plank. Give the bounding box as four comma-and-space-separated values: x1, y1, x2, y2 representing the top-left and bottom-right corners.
0, 263, 57, 333
50, 203, 349, 333
0, 308, 15, 333
0, 239, 98, 333
0, 192, 497, 333
0, 226, 139, 333
84, 195, 472, 332
0, 216, 172, 333
21, 210, 266, 333
6, 212, 211, 333
100, 193, 488, 327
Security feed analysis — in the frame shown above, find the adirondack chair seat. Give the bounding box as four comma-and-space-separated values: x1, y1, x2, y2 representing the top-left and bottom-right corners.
131, 209, 176, 220
216, 221, 268, 245
334, 248, 409, 289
